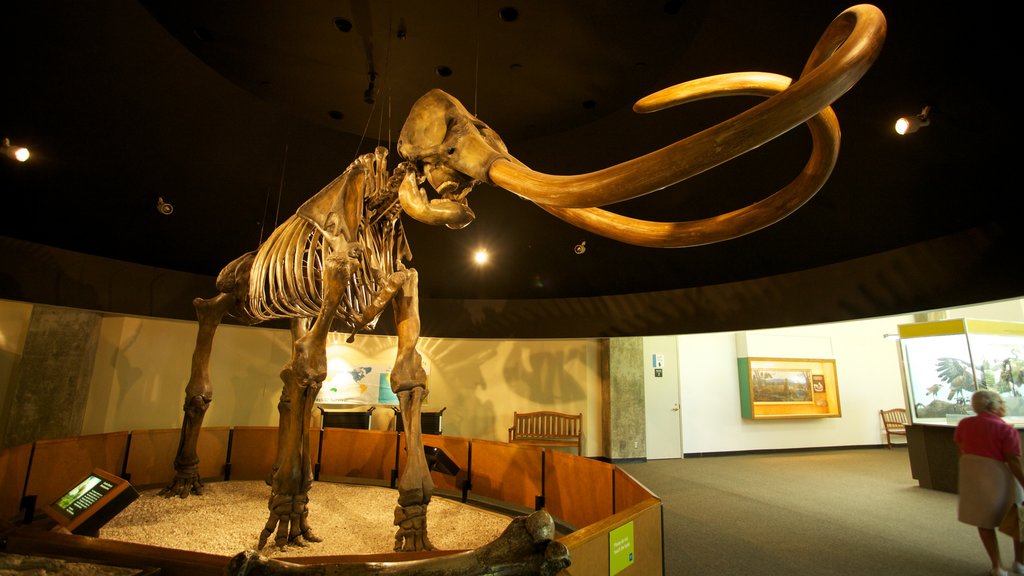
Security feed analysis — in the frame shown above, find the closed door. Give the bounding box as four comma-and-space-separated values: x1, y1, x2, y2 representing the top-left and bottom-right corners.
644, 336, 683, 459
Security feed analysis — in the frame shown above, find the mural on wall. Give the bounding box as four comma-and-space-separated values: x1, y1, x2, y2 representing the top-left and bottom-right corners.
317, 357, 430, 406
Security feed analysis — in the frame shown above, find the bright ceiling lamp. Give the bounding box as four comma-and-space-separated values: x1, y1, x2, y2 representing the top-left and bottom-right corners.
894, 106, 931, 135
1, 137, 30, 162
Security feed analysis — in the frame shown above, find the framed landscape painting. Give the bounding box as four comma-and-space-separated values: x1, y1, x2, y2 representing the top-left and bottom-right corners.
738, 357, 841, 419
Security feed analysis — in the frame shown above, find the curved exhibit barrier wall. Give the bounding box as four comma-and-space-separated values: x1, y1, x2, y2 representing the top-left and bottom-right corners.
0, 428, 663, 575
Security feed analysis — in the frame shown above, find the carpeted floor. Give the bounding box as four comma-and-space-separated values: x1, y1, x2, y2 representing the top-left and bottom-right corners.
620, 447, 1005, 576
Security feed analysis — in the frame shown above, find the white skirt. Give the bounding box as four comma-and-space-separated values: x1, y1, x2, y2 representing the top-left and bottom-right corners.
959, 454, 1022, 529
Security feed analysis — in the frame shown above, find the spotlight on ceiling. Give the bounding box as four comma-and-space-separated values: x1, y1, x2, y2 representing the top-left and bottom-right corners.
574, 241, 587, 255
1, 138, 30, 162
157, 197, 174, 215
894, 106, 931, 135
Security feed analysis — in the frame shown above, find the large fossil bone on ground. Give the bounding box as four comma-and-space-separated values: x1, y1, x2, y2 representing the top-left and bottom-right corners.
225, 509, 571, 576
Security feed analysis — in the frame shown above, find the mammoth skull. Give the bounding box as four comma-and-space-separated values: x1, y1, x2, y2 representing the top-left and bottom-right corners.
397, 4, 886, 247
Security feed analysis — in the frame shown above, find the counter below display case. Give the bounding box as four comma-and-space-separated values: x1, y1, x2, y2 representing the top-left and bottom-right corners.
907, 423, 1024, 493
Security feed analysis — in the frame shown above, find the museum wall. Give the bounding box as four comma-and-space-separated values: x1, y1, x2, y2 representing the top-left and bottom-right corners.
77, 311, 604, 453
5, 228, 1024, 340
675, 299, 1024, 455
1, 296, 1023, 457
0, 299, 32, 449
0, 297, 606, 453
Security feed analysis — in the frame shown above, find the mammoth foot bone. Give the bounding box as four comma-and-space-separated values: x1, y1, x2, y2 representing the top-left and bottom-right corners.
257, 491, 322, 550
157, 468, 204, 498
227, 509, 571, 576
393, 504, 433, 552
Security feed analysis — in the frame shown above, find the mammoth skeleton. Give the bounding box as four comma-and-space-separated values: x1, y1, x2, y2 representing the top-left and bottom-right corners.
162, 4, 884, 573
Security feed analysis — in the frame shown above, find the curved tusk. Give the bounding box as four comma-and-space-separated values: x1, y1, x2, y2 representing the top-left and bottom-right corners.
487, 4, 886, 210
541, 98, 839, 247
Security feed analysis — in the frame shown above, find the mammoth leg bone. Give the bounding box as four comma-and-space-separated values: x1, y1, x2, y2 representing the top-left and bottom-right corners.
226, 509, 571, 576
258, 243, 361, 549
388, 269, 434, 552
344, 266, 411, 343
159, 291, 236, 498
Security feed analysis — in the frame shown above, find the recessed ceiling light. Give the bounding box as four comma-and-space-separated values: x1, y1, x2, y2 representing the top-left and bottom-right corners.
498, 7, 519, 22
192, 27, 215, 42
334, 17, 353, 33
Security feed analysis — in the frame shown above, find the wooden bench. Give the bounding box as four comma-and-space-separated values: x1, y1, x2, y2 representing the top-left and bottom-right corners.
879, 408, 909, 448
508, 411, 582, 455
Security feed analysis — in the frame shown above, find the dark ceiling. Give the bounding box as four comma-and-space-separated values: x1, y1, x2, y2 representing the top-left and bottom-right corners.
1, 1, 1018, 336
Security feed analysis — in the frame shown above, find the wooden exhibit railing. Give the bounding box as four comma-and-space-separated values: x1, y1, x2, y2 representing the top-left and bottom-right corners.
0, 428, 664, 575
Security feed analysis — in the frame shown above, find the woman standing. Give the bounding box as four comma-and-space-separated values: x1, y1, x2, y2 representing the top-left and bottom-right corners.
956, 389, 1024, 576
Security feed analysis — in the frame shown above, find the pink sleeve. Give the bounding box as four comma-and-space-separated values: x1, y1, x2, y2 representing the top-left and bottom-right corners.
1003, 426, 1022, 456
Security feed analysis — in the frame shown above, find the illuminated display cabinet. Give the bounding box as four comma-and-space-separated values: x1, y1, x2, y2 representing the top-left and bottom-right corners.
898, 318, 1024, 426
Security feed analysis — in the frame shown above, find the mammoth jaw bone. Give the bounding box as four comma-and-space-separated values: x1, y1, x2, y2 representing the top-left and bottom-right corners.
486, 4, 886, 248
398, 168, 476, 230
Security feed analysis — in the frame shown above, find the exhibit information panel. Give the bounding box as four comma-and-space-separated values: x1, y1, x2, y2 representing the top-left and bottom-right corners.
44, 468, 139, 534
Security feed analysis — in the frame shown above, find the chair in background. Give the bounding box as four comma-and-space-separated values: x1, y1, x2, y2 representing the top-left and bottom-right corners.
392, 406, 446, 435
879, 408, 909, 448
319, 406, 375, 429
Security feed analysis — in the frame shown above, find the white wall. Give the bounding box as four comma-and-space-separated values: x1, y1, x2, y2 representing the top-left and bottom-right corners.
675, 298, 1024, 455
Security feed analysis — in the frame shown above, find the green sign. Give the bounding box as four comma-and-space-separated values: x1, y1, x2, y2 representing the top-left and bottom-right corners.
609, 521, 635, 575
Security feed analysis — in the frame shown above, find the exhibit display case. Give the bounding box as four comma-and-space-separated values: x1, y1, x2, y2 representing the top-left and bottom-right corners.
738, 357, 841, 419
898, 319, 1024, 426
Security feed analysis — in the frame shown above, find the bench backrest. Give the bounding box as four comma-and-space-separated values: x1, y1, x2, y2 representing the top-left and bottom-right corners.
880, 408, 908, 432
510, 411, 581, 439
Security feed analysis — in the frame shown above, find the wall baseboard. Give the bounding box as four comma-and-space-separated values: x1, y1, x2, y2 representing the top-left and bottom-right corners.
683, 444, 894, 459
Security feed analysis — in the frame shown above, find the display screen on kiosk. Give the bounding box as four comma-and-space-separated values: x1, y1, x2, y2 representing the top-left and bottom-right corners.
50, 472, 118, 520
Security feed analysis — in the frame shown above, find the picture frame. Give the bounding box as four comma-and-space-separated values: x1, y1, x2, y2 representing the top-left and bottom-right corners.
738, 357, 841, 419
750, 367, 813, 403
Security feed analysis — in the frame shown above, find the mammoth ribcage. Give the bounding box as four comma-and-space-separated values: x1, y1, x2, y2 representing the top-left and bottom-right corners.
242, 213, 404, 331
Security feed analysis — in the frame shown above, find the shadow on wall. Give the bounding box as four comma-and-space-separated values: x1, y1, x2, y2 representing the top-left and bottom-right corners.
503, 344, 586, 404
110, 321, 145, 424
0, 348, 20, 449
420, 340, 500, 441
